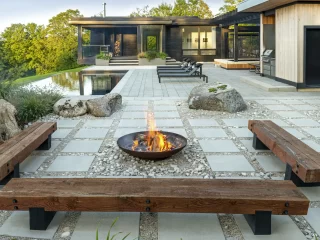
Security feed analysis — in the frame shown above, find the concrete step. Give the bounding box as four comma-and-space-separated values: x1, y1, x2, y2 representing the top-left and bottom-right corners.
241, 76, 297, 92
109, 63, 139, 66
110, 60, 138, 63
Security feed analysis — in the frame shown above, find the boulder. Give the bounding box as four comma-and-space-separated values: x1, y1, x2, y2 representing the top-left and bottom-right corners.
0, 99, 21, 141
53, 98, 87, 118
86, 93, 122, 117
188, 83, 247, 113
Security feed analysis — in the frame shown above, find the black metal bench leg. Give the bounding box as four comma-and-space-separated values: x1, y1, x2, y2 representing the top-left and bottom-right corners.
37, 134, 52, 151
244, 211, 272, 235
29, 208, 56, 230
0, 163, 20, 185
285, 164, 320, 187
252, 133, 269, 150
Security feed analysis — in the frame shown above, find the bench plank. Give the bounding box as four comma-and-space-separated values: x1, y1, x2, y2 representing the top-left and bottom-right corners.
0, 123, 43, 154
0, 122, 57, 181
0, 178, 309, 215
249, 120, 320, 182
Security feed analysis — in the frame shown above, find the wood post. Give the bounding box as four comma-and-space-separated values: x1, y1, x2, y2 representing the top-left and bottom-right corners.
36, 134, 52, 151
29, 208, 56, 230
244, 211, 272, 235
252, 133, 269, 150
234, 23, 239, 62
78, 26, 83, 61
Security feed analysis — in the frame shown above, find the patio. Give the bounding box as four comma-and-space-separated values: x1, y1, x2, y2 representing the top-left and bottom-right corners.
1, 65, 320, 240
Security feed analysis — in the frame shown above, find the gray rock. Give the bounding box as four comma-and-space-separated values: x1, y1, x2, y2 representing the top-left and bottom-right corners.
53, 98, 87, 117
188, 83, 247, 113
86, 93, 122, 117
0, 99, 21, 142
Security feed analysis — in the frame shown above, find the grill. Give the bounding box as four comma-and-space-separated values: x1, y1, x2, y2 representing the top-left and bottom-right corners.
262, 50, 275, 77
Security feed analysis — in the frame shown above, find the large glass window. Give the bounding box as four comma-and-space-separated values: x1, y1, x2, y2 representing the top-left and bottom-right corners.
182, 26, 216, 56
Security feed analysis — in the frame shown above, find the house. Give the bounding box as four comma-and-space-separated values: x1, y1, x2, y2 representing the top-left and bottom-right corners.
238, 0, 320, 88
69, 16, 260, 65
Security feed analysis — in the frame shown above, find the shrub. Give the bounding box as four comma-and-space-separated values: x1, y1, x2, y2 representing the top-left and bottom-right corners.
96, 52, 112, 60
6, 85, 63, 125
145, 51, 158, 61
137, 52, 146, 58
0, 79, 13, 100
157, 52, 168, 60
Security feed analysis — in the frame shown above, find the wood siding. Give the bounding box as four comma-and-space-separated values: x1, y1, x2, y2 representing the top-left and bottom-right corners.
122, 34, 137, 56
296, 4, 320, 84
276, 4, 320, 83
276, 5, 298, 83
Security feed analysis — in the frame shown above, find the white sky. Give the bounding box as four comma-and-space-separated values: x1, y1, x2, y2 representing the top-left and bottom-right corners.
0, 0, 225, 33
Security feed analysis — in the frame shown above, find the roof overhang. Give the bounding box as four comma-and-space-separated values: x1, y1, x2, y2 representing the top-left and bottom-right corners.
69, 20, 173, 25
238, 0, 320, 12
213, 10, 260, 27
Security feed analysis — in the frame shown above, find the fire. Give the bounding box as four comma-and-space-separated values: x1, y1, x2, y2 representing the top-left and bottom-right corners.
131, 112, 175, 152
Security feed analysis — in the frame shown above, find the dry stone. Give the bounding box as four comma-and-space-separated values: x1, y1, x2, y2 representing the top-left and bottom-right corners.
188, 83, 247, 113
0, 99, 21, 141
86, 93, 122, 117
53, 98, 87, 118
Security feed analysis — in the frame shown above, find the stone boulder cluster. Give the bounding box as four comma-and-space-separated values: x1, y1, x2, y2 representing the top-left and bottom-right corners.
188, 83, 247, 113
53, 93, 122, 118
0, 99, 21, 143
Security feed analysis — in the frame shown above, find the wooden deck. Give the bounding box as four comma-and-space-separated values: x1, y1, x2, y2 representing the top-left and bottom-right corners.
214, 59, 260, 70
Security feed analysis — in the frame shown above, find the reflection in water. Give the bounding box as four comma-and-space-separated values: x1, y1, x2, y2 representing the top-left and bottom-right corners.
27, 72, 126, 96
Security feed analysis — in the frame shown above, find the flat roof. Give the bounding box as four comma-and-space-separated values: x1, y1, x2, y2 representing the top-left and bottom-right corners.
70, 16, 215, 26
213, 10, 260, 27
238, 0, 320, 12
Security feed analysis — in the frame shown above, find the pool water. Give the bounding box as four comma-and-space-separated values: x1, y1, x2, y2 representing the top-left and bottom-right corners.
27, 71, 126, 96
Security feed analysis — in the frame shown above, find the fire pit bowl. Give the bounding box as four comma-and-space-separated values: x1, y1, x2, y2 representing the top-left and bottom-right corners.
117, 131, 187, 160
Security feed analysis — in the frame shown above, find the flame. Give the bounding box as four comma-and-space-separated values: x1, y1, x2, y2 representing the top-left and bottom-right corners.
131, 112, 174, 152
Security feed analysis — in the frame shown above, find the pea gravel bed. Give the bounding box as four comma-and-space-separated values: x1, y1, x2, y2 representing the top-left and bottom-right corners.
1, 98, 320, 240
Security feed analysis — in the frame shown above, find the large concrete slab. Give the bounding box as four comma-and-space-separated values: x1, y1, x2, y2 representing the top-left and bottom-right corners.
234, 215, 306, 240
300, 187, 320, 201
155, 119, 184, 127
71, 212, 140, 240
188, 119, 219, 127
193, 128, 228, 138
158, 213, 224, 240
119, 119, 148, 127
83, 119, 114, 128
223, 119, 250, 127
0, 212, 65, 239
241, 140, 270, 153
289, 119, 320, 127
47, 156, 95, 172
74, 128, 109, 139
61, 140, 103, 153
20, 156, 47, 172
305, 208, 320, 235
207, 155, 255, 172
52, 128, 73, 139
57, 120, 80, 128
256, 155, 286, 172
114, 128, 147, 138
199, 140, 240, 153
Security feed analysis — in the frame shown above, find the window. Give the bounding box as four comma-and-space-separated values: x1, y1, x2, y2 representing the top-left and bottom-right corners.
182, 26, 216, 56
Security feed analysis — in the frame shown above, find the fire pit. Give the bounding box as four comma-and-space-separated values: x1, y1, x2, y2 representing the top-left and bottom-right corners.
117, 130, 187, 160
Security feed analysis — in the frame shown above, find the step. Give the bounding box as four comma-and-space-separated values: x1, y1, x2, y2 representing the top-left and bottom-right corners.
110, 60, 139, 63
241, 76, 297, 92
109, 63, 139, 66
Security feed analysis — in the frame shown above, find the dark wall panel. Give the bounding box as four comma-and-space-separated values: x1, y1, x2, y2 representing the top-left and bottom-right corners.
166, 27, 182, 61
123, 34, 137, 56
90, 29, 104, 45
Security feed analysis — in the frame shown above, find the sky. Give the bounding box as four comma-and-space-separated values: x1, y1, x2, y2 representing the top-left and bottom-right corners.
0, 0, 224, 33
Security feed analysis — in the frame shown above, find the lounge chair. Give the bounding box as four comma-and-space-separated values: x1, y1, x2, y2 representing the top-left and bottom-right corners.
158, 63, 208, 83
157, 58, 190, 70
157, 61, 196, 74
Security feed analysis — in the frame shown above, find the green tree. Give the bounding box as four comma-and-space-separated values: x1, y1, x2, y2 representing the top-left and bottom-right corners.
219, 0, 244, 14
130, 0, 213, 19
45, 9, 82, 73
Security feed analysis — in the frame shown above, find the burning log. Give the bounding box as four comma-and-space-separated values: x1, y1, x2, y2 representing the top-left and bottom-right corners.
131, 131, 174, 152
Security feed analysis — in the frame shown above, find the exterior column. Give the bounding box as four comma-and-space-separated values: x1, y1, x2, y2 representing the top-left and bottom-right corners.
234, 23, 239, 62
137, 26, 141, 54
77, 25, 83, 62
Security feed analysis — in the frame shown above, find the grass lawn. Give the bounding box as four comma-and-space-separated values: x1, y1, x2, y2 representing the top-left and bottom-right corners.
13, 66, 87, 85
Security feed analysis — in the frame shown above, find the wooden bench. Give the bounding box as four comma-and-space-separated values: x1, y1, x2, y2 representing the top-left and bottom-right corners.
0, 178, 309, 235
0, 122, 57, 184
249, 120, 320, 186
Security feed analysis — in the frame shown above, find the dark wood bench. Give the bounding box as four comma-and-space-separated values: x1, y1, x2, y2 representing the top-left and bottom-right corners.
0, 178, 309, 235
249, 120, 320, 186
0, 122, 57, 184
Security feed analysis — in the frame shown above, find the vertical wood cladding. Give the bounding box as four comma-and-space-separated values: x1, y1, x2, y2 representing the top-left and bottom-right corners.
166, 27, 182, 61
123, 34, 137, 56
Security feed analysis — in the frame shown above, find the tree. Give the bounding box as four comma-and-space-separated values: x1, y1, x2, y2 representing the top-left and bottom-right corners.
130, 0, 214, 19
219, 0, 244, 14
